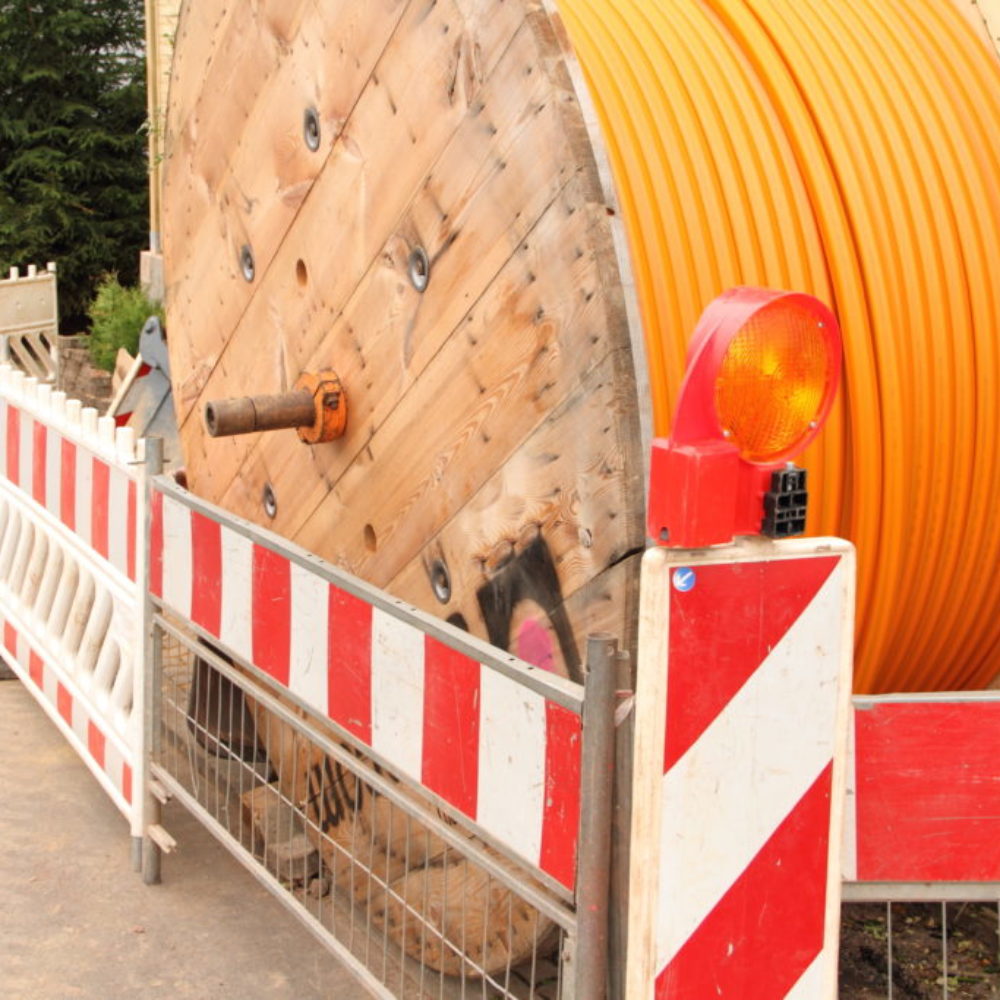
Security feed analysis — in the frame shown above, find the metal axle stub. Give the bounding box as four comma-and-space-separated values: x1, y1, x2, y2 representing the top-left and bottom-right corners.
203, 369, 347, 444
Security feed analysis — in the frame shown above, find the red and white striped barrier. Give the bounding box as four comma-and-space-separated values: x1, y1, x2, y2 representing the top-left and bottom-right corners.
628, 539, 855, 1000
0, 615, 133, 811
843, 693, 1000, 888
150, 482, 584, 890
0, 366, 143, 832
0, 369, 138, 581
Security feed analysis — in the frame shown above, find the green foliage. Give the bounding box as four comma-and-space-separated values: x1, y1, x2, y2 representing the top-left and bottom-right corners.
86, 273, 161, 371
0, 0, 149, 328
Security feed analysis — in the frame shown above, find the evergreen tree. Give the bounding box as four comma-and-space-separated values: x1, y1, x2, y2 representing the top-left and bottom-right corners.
0, 0, 148, 328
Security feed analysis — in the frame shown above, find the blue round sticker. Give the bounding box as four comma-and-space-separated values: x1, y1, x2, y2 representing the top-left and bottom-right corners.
672, 567, 696, 593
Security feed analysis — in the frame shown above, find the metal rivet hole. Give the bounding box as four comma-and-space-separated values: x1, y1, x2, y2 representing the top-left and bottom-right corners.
263, 483, 278, 519
408, 246, 430, 292
430, 559, 451, 604
240, 244, 255, 283
303, 107, 321, 151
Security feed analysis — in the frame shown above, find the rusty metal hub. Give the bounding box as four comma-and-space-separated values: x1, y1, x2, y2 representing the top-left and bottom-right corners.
203, 369, 347, 444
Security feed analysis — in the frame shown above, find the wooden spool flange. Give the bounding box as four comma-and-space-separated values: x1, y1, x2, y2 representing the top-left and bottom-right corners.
162, 0, 647, 684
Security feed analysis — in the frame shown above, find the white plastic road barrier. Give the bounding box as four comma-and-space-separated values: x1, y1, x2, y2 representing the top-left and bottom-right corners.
0, 264, 59, 382
627, 538, 856, 1000
0, 366, 144, 829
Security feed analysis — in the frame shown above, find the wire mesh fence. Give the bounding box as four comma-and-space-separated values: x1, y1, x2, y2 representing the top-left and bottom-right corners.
840, 901, 1000, 999
153, 617, 575, 1000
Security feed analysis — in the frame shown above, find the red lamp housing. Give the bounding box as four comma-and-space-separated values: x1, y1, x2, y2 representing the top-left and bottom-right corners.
648, 287, 843, 548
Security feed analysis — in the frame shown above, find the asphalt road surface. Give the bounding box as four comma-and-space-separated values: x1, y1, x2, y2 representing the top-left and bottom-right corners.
0, 677, 371, 1000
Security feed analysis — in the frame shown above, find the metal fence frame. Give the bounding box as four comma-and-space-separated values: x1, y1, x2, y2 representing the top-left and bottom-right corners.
139, 441, 617, 1000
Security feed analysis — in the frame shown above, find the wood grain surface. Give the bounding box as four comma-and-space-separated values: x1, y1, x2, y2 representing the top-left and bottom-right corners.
162, 0, 645, 678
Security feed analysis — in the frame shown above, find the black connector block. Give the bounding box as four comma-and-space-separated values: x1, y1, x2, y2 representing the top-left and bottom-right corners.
762, 466, 808, 538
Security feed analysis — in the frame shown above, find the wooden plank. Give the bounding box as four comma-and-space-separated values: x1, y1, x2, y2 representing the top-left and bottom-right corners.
164, 0, 409, 415
167, 0, 526, 422
163, 0, 317, 400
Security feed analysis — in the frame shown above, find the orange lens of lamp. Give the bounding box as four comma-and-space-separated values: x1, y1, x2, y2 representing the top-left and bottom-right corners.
714, 300, 834, 463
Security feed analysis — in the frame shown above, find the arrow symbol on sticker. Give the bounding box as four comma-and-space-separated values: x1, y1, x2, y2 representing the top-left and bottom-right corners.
673, 568, 696, 593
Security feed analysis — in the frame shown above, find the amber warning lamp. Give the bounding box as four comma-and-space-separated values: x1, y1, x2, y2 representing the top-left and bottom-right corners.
648, 287, 843, 548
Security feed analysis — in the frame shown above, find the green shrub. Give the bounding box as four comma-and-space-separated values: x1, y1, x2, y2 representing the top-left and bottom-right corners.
86, 274, 162, 371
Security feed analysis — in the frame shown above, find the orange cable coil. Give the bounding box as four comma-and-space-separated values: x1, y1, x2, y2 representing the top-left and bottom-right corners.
557, 0, 1000, 692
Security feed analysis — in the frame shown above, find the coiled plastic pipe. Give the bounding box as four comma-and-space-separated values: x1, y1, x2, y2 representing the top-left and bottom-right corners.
558, 0, 1000, 692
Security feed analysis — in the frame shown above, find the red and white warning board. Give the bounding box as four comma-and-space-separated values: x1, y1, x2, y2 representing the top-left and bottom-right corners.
627, 538, 855, 1000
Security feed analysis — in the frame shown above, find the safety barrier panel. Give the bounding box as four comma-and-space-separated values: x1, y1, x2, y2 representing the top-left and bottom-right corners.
148, 477, 589, 893
5, 366, 1000, 997
0, 265, 59, 382
0, 366, 143, 830
627, 539, 856, 1000
843, 692, 1000, 899
144, 472, 615, 998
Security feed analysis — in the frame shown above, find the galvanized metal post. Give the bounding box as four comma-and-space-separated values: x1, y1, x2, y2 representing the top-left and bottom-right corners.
574, 633, 618, 1000
609, 680, 635, 1000
139, 436, 164, 885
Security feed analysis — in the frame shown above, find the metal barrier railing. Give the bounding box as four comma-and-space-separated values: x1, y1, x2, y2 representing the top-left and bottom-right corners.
141, 456, 617, 1000
152, 615, 579, 998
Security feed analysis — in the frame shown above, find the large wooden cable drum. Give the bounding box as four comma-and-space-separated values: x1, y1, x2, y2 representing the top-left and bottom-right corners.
161, 0, 1000, 979
163, 0, 1000, 736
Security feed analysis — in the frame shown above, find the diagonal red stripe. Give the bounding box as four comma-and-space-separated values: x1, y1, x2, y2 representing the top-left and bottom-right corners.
665, 556, 839, 771
326, 585, 372, 744
657, 764, 833, 1000
252, 545, 291, 685
422, 637, 480, 817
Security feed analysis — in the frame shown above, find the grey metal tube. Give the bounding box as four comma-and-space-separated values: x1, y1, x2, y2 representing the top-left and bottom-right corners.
575, 633, 618, 1000
204, 389, 315, 437
142, 436, 164, 886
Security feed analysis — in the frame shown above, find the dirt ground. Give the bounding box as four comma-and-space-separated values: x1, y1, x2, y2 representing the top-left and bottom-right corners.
0, 679, 371, 1000
840, 903, 1000, 998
